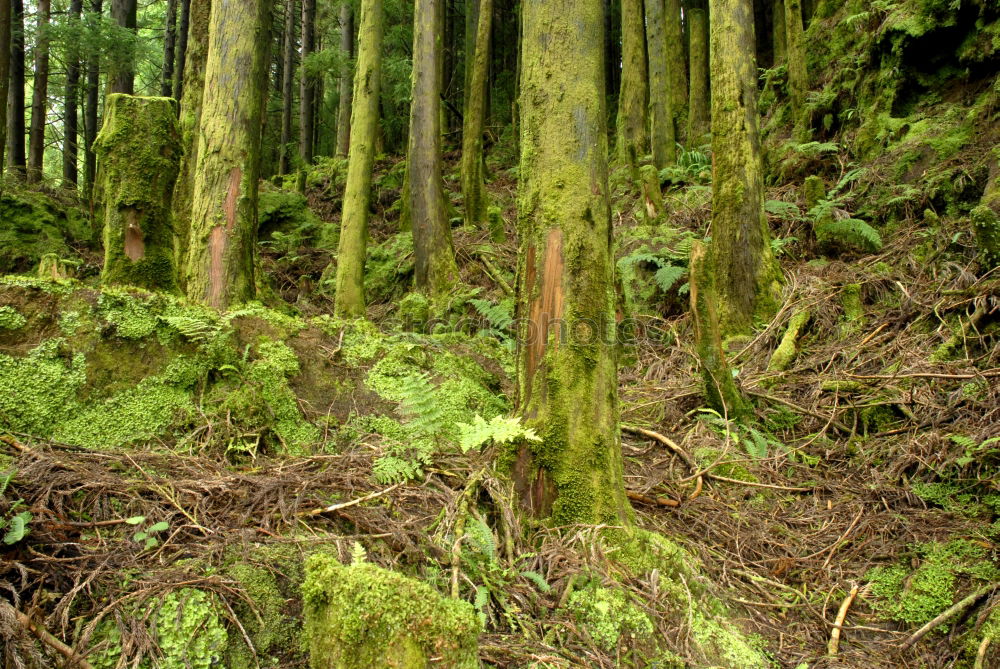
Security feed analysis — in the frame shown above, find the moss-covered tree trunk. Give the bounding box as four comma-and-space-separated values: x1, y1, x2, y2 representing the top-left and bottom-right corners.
972, 154, 1000, 270
0, 0, 11, 177
161, 0, 178, 96
63, 0, 82, 188
278, 0, 296, 175
171, 0, 210, 290
96, 95, 182, 291
665, 0, 688, 135
332, 0, 383, 318
616, 0, 648, 170
83, 0, 101, 198
334, 1, 354, 158
183, 0, 270, 309
686, 0, 710, 145
299, 0, 317, 174
8, 0, 25, 177
514, 0, 631, 525
26, 0, 50, 184
408, 0, 459, 298
645, 0, 675, 170
772, 0, 787, 64
460, 0, 492, 227
172, 0, 190, 99
109, 0, 137, 94
709, 0, 781, 333
785, 0, 807, 126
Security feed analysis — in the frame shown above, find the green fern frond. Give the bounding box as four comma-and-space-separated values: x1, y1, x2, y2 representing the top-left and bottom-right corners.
159, 315, 221, 343
521, 571, 552, 594
457, 415, 541, 453
816, 218, 883, 252
3, 511, 31, 545
397, 372, 448, 439
794, 141, 839, 158
653, 265, 686, 293
765, 200, 802, 220
0, 470, 12, 497
470, 298, 514, 331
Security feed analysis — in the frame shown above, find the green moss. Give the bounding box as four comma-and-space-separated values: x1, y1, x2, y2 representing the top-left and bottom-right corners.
363, 231, 415, 305
693, 447, 759, 483
398, 292, 430, 330
971, 204, 1000, 270
0, 339, 86, 437
0, 189, 89, 274
97, 290, 162, 340
0, 306, 27, 331
767, 309, 810, 372
841, 283, 864, 323
312, 316, 388, 365
565, 579, 654, 650
302, 553, 481, 669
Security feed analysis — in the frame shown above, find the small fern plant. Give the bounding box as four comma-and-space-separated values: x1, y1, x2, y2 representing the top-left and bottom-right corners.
952, 434, 1000, 467
372, 372, 449, 484
456, 415, 541, 453
0, 470, 31, 546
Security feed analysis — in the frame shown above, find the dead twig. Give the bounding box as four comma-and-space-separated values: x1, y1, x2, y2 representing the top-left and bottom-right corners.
901, 583, 999, 651
301, 482, 402, 516
828, 584, 860, 657
13, 607, 94, 669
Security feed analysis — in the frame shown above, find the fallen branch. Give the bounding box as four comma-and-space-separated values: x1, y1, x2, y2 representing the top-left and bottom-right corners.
451, 468, 487, 598
622, 425, 697, 471
828, 584, 860, 656
301, 482, 402, 516
901, 582, 999, 651
13, 607, 94, 669
849, 369, 1000, 381
626, 491, 680, 508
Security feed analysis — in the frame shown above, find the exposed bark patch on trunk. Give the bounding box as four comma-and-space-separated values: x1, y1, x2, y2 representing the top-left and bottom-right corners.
123, 208, 145, 261
524, 227, 564, 408
207, 226, 227, 308
512, 446, 555, 517
223, 167, 241, 230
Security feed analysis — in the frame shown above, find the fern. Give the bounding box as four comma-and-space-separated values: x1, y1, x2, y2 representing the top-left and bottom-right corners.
794, 141, 839, 158
815, 218, 883, 252
521, 571, 552, 594
765, 200, 802, 220
159, 315, 221, 343
2, 511, 31, 545
397, 372, 448, 440
457, 415, 541, 453
653, 265, 686, 293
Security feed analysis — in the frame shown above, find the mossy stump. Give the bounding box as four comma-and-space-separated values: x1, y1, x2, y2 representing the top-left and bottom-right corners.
303, 554, 481, 669
95, 95, 182, 292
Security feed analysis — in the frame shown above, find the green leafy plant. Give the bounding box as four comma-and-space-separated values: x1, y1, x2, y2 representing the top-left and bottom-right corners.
0, 469, 31, 546
456, 415, 541, 453
125, 516, 170, 550
952, 434, 1000, 467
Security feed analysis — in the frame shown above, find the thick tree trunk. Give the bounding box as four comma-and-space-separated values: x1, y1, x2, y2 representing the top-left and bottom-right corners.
183, 0, 269, 309
173, 0, 190, 99
461, 0, 492, 228
0, 0, 11, 177
332, 0, 383, 318
664, 0, 687, 133
686, 1, 710, 145
709, 0, 781, 334
645, 0, 675, 169
408, 0, 458, 297
7, 0, 25, 177
63, 0, 83, 188
83, 0, 102, 197
616, 0, 647, 170
463, 0, 479, 113
299, 0, 316, 171
162, 0, 178, 97
109, 0, 137, 94
279, 0, 296, 175
785, 0, 807, 129
26, 0, 50, 184
772, 0, 786, 64
172, 0, 210, 288
96, 95, 182, 291
515, 0, 631, 525
334, 1, 353, 157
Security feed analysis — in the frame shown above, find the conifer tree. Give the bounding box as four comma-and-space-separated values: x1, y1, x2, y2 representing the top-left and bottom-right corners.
646, 0, 676, 169
616, 0, 648, 170
461, 0, 492, 227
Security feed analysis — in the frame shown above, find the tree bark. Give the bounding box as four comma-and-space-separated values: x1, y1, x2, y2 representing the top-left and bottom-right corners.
645, 0, 675, 169
63, 0, 83, 188
709, 0, 781, 334
461, 0, 492, 227
279, 0, 296, 175
772, 0, 786, 64
96, 95, 182, 291
664, 0, 687, 133
183, 0, 269, 309
408, 0, 458, 297
332, 0, 383, 318
7, 0, 25, 177
0, 0, 11, 177
785, 0, 807, 130
686, 1, 710, 145
298, 0, 316, 173
109, 0, 137, 95
83, 0, 102, 197
334, 1, 353, 157
515, 0, 631, 525
173, 0, 190, 99
26, 0, 50, 184
162, 0, 178, 97
172, 0, 211, 289
616, 0, 647, 170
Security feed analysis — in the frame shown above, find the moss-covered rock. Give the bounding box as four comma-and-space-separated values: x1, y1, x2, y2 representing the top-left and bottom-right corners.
302, 554, 482, 669
0, 189, 90, 274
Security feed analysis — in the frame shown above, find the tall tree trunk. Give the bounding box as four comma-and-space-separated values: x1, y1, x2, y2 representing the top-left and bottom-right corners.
96, 95, 182, 290
8, 0, 25, 177
645, 0, 675, 169
184, 0, 270, 309
83, 0, 102, 197
664, 0, 687, 133
109, 0, 137, 94
686, 0, 709, 145
63, 0, 83, 187
461, 0, 491, 227
162, 0, 178, 97
27, 0, 50, 184
616, 0, 647, 170
709, 0, 781, 334
408, 0, 458, 297
334, 1, 353, 157
463, 0, 479, 114
332, 0, 383, 318
0, 0, 11, 177
785, 0, 807, 132
515, 0, 631, 525
279, 0, 296, 175
173, 0, 190, 99
172, 0, 210, 283
604, 0, 621, 122
772, 0, 786, 64
298, 0, 316, 171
